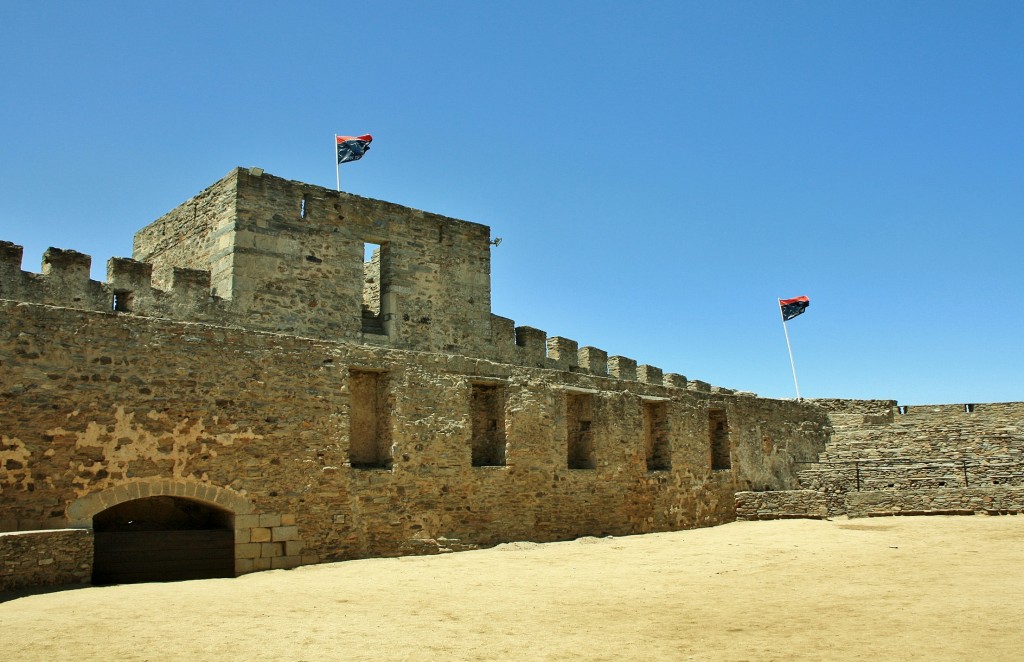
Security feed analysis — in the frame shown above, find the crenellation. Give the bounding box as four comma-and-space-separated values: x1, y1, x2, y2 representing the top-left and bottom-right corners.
546, 336, 579, 370
0, 242, 29, 300
0, 240, 23, 274
608, 355, 637, 380
514, 325, 547, 362
489, 315, 516, 354
106, 257, 154, 312
663, 373, 687, 389
688, 379, 711, 392
170, 266, 213, 296
637, 364, 662, 384
107, 256, 154, 290
578, 346, 608, 376
42, 247, 92, 283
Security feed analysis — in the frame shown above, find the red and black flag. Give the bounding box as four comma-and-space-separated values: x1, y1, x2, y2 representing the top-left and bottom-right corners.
779, 296, 810, 321
337, 134, 373, 164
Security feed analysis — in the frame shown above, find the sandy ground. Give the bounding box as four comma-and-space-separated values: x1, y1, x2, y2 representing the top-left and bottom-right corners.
2, 515, 1023, 661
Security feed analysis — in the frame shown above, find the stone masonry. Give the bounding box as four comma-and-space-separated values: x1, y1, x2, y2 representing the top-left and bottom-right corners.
5, 166, 986, 589
736, 400, 1024, 520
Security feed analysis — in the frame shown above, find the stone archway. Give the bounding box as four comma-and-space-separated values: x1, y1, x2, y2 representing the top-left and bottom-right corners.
67, 479, 308, 580
91, 495, 235, 584
67, 479, 255, 527
68, 480, 257, 584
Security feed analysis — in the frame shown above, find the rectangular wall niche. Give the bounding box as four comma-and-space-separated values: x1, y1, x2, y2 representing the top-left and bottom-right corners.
709, 408, 731, 471
644, 401, 671, 471
361, 242, 389, 334
566, 393, 595, 470
470, 383, 506, 467
349, 369, 391, 469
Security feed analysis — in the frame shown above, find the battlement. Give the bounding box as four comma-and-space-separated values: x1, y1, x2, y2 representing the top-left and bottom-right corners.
2, 236, 737, 393
0, 168, 745, 394
0, 241, 217, 319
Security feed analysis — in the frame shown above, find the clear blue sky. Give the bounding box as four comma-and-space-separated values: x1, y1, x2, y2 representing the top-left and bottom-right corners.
1, 1, 1021, 405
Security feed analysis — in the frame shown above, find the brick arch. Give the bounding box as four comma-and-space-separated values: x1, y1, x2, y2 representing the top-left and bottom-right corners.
66, 479, 254, 528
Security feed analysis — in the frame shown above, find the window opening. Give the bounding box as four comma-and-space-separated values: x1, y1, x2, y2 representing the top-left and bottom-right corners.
709, 409, 730, 471
361, 241, 387, 334
470, 384, 506, 466
644, 401, 671, 471
965, 403, 976, 413
349, 370, 391, 468
567, 393, 595, 469
300, 195, 307, 219
112, 291, 132, 312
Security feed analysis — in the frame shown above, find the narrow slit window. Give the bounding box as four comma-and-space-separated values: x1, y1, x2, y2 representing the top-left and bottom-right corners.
644, 401, 671, 471
361, 241, 387, 334
349, 369, 391, 469
300, 195, 307, 219
470, 384, 506, 467
709, 409, 730, 471
567, 393, 595, 470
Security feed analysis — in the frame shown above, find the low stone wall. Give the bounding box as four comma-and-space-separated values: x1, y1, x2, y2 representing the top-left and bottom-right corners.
735, 490, 828, 521
0, 529, 93, 592
846, 487, 1024, 518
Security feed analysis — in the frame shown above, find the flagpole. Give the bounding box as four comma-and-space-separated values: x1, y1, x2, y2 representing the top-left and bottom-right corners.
334, 134, 341, 192
780, 301, 802, 401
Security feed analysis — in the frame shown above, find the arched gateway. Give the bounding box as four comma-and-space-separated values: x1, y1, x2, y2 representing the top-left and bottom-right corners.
67, 480, 256, 585
91, 496, 234, 584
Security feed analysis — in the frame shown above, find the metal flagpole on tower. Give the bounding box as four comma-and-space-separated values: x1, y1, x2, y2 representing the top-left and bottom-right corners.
780, 301, 802, 401
335, 134, 341, 192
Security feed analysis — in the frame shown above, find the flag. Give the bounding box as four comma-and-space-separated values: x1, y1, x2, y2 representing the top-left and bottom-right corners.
779, 295, 810, 321
337, 134, 373, 164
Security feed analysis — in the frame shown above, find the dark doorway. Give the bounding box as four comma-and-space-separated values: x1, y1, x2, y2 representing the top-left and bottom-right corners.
92, 496, 234, 585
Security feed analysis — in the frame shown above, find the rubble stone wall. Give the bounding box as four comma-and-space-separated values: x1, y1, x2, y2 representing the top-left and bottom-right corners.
846, 487, 1024, 518
734, 490, 828, 520
0, 298, 829, 571
0, 529, 92, 591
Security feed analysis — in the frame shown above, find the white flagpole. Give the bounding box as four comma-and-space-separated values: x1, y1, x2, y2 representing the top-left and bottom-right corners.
335, 134, 341, 192
780, 300, 802, 401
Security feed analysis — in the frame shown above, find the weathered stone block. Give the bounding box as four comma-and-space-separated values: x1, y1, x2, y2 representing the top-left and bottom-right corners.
250, 527, 272, 543
272, 525, 298, 542
272, 555, 301, 570
235, 543, 261, 559
235, 514, 260, 529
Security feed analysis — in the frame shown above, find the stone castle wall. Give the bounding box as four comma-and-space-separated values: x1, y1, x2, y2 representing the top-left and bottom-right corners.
0, 298, 829, 568
4, 167, 1015, 588
1, 167, 836, 587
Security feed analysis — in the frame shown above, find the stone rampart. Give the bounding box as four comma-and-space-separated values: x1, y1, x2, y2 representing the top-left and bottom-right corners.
0, 529, 92, 591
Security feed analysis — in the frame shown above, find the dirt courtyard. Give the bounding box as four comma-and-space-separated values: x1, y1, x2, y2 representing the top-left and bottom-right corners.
2, 515, 1022, 661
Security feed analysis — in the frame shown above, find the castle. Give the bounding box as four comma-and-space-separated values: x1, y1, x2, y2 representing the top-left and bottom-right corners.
1, 168, 1020, 590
